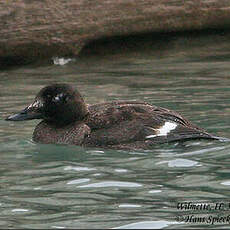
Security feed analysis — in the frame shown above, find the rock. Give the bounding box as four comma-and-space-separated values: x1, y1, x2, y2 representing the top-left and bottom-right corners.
1, 0, 230, 63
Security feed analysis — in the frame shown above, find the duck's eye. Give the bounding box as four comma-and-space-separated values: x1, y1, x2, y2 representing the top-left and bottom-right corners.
52, 93, 64, 102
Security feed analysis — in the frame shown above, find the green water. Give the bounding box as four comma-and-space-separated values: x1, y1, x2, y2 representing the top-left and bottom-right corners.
1, 32, 230, 228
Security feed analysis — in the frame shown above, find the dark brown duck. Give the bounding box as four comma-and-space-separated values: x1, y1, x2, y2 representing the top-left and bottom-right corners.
6, 84, 227, 150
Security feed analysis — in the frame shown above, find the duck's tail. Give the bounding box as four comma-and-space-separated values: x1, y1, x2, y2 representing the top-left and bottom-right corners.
210, 135, 230, 142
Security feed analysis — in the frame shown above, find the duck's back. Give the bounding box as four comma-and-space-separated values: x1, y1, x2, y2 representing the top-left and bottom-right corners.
84, 101, 216, 149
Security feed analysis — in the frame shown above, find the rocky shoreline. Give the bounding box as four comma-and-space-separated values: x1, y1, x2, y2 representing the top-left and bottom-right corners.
1, 0, 230, 64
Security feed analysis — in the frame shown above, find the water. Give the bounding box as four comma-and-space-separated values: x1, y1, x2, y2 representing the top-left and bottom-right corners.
1, 31, 230, 228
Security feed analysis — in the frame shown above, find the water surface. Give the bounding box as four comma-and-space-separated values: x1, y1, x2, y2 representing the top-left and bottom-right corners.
1, 32, 230, 228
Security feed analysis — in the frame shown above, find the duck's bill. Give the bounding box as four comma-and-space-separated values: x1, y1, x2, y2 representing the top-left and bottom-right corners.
5, 107, 42, 121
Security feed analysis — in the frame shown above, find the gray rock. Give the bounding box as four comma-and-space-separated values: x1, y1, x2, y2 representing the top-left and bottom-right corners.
0, 0, 230, 61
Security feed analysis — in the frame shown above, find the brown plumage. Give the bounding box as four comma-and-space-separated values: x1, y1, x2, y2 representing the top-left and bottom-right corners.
6, 84, 225, 150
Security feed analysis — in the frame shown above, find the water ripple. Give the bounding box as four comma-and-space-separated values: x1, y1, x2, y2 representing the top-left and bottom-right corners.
78, 181, 142, 188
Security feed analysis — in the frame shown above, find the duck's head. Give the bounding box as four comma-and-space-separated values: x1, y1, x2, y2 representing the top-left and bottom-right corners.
6, 84, 89, 126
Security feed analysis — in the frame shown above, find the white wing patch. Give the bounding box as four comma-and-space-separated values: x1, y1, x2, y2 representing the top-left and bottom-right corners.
146, 122, 177, 139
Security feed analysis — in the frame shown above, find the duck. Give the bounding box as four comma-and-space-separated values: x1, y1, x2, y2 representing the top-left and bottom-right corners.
5, 83, 226, 150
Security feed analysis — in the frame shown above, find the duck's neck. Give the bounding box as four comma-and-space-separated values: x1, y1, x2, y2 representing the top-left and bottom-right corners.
45, 110, 90, 128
